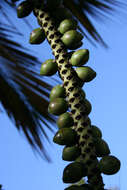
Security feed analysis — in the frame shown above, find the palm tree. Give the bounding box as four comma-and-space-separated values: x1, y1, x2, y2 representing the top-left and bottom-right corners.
0, 0, 125, 189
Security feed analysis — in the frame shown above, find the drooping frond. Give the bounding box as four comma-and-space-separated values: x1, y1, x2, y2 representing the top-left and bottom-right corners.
0, 1, 57, 161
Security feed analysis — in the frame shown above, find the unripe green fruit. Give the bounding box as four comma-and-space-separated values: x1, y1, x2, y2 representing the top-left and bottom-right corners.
17, 1, 33, 18
61, 30, 83, 48
57, 112, 74, 128
68, 41, 83, 50
99, 155, 121, 175
80, 89, 86, 99
91, 125, 102, 138
63, 162, 87, 183
62, 146, 81, 161
70, 49, 89, 66
53, 128, 78, 146
84, 99, 92, 115
50, 85, 65, 101
40, 59, 58, 76
76, 66, 96, 82
80, 184, 94, 190
65, 185, 80, 190
94, 138, 110, 157
58, 19, 77, 34
48, 98, 68, 115
29, 28, 46, 44
65, 185, 90, 190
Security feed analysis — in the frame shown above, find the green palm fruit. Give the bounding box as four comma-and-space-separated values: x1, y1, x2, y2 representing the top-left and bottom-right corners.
65, 185, 90, 190
63, 162, 87, 183
50, 85, 65, 101
70, 49, 89, 66
58, 19, 77, 34
98, 155, 121, 175
69, 41, 83, 50
29, 28, 46, 44
80, 184, 94, 190
91, 125, 102, 138
40, 59, 58, 76
94, 138, 110, 157
65, 185, 80, 190
61, 30, 83, 48
57, 112, 74, 128
53, 128, 78, 146
76, 66, 96, 82
46, 0, 63, 9
81, 89, 86, 99
17, 1, 33, 18
62, 146, 81, 161
48, 98, 68, 115
84, 99, 92, 115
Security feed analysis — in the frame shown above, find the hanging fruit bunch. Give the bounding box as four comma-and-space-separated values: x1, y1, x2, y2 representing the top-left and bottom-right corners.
16, 0, 121, 189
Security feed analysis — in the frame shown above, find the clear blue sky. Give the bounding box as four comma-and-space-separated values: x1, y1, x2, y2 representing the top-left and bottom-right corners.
0, 2, 127, 190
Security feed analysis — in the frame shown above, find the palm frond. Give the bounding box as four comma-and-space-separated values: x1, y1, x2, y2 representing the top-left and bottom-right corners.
0, 2, 57, 161
63, 0, 127, 47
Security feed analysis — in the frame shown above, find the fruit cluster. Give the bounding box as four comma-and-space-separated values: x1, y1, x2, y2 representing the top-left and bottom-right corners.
17, 1, 121, 190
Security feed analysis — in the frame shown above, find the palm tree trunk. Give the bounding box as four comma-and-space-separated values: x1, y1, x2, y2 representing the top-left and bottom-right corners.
34, 8, 104, 190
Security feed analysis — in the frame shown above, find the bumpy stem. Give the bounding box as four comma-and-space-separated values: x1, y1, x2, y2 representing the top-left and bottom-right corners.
34, 7, 105, 190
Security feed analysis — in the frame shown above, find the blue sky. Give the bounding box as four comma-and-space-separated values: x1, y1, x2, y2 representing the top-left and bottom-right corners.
0, 2, 127, 190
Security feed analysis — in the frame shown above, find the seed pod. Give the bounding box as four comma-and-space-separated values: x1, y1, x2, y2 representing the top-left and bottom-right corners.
70, 49, 89, 66
57, 112, 74, 128
48, 98, 68, 115
94, 138, 110, 157
99, 155, 121, 175
53, 128, 78, 146
17, 1, 33, 18
84, 99, 92, 115
62, 146, 81, 161
63, 162, 87, 183
61, 30, 83, 48
50, 85, 65, 101
91, 125, 102, 139
58, 19, 77, 34
40, 59, 58, 76
76, 66, 96, 82
29, 28, 46, 44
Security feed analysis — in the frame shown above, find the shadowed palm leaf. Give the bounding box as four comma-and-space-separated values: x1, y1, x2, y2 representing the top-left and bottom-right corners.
0, 0, 126, 161
0, 0, 57, 161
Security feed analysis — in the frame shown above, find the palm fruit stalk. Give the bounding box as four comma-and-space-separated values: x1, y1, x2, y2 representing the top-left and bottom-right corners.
33, 7, 105, 190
